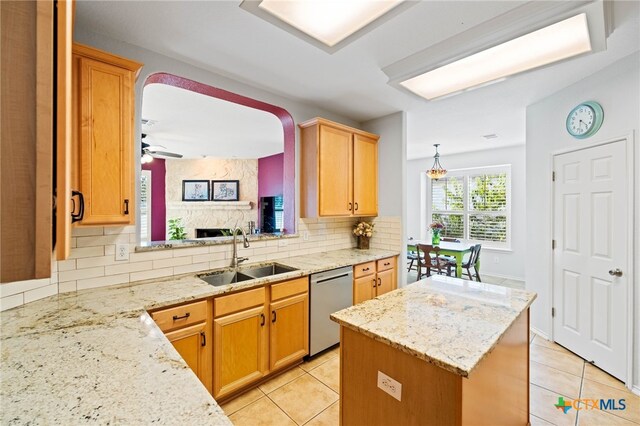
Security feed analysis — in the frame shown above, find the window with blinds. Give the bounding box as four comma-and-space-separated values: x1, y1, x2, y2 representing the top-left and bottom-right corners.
430, 166, 510, 247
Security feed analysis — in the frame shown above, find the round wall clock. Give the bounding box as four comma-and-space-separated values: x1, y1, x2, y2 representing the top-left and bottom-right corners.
566, 101, 604, 139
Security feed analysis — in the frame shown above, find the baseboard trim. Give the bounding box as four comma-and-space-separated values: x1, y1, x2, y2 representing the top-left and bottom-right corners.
530, 326, 550, 341
483, 272, 525, 282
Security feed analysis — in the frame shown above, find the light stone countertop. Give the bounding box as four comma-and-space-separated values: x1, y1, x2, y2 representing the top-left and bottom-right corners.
0, 248, 397, 425
330, 275, 537, 377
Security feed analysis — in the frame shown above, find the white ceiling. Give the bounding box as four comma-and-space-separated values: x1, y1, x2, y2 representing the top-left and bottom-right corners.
75, 1, 640, 159
141, 83, 283, 159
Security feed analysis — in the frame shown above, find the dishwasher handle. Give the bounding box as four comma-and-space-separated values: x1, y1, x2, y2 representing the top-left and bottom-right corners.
315, 273, 351, 284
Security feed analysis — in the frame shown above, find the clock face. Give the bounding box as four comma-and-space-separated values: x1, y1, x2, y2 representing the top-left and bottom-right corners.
566, 102, 604, 139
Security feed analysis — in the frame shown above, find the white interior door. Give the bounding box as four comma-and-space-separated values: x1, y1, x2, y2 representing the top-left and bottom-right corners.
553, 140, 628, 380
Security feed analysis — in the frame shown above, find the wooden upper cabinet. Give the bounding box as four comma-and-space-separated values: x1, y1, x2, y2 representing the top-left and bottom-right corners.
72, 43, 142, 226
300, 118, 379, 218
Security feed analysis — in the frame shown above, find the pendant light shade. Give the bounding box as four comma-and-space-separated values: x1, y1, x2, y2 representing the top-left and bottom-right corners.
426, 144, 447, 180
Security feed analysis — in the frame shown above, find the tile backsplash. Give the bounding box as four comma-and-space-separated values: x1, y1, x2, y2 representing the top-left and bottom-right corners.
0, 216, 402, 311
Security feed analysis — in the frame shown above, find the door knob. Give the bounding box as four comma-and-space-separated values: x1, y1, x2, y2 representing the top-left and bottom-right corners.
608, 269, 623, 277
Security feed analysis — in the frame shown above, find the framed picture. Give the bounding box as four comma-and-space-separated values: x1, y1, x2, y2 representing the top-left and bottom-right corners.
212, 180, 239, 201
182, 180, 210, 201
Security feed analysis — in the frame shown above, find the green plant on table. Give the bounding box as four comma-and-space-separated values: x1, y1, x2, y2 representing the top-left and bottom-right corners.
168, 218, 187, 240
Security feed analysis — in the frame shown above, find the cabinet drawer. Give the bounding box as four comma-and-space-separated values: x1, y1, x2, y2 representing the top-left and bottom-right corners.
377, 257, 395, 272
271, 277, 309, 301
214, 287, 266, 318
151, 300, 208, 332
354, 261, 376, 279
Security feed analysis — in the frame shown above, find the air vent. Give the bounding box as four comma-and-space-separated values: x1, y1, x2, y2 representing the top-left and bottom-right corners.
482, 134, 498, 140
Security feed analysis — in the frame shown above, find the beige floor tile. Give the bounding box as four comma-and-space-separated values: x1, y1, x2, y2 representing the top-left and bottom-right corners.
530, 343, 584, 377
300, 350, 338, 372
229, 396, 296, 426
304, 401, 339, 426
259, 367, 306, 394
269, 374, 339, 425
308, 356, 340, 393
530, 361, 582, 399
581, 379, 640, 423
220, 387, 264, 416
532, 335, 575, 356
577, 406, 638, 426
583, 363, 628, 392
530, 384, 577, 426
530, 414, 554, 425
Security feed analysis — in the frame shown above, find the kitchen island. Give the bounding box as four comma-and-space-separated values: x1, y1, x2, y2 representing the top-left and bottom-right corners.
331, 275, 537, 426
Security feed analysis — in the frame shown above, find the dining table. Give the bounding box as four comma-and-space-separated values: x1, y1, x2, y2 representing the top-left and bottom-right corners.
407, 239, 480, 279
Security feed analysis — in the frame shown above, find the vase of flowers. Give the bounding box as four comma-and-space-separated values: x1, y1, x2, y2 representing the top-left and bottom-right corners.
353, 221, 374, 250
430, 222, 444, 245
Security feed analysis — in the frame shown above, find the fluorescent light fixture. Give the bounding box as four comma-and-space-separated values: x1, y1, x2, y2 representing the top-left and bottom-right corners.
400, 13, 592, 100
257, 0, 404, 47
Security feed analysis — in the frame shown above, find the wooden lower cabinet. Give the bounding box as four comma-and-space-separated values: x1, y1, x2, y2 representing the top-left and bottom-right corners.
270, 291, 309, 371
164, 322, 211, 393
213, 305, 268, 399
353, 256, 398, 304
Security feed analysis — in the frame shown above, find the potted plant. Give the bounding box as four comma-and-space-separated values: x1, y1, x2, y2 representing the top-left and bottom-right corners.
168, 218, 187, 240
353, 221, 374, 249
429, 222, 444, 245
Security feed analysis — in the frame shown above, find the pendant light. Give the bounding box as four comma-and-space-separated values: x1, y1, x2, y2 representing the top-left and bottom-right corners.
426, 144, 447, 180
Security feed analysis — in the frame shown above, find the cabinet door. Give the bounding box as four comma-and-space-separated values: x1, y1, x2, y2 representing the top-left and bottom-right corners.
77, 56, 134, 225
164, 322, 212, 394
213, 305, 268, 399
354, 275, 375, 305
318, 125, 353, 216
375, 268, 395, 297
270, 292, 309, 371
353, 134, 378, 217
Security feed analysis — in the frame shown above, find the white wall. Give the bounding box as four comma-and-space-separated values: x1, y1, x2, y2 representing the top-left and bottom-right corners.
525, 52, 639, 388
406, 145, 526, 280
361, 112, 408, 287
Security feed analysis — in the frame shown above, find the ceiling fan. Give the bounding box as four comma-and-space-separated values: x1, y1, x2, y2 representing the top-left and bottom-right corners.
141, 134, 183, 163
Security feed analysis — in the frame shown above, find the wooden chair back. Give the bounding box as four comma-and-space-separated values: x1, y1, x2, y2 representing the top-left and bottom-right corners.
416, 244, 448, 278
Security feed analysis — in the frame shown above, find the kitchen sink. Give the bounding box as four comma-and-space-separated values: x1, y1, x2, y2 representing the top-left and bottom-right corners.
240, 263, 298, 278
199, 271, 254, 287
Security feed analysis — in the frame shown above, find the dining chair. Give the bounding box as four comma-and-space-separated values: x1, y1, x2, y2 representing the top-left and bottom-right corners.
448, 244, 482, 281
416, 244, 452, 279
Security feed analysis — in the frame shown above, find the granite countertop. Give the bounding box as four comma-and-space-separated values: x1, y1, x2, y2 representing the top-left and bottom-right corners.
330, 275, 537, 377
0, 248, 397, 424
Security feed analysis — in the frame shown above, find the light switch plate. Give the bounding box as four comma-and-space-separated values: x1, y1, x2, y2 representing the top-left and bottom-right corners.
116, 244, 129, 261
377, 371, 402, 401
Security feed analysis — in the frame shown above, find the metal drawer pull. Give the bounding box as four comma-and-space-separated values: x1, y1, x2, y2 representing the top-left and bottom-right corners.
348, 202, 352, 210
372, 278, 377, 288
362, 267, 370, 271
260, 313, 265, 326
378, 278, 382, 286
384, 262, 390, 266
200, 331, 206, 347
172, 312, 190, 321
272, 311, 277, 323
354, 202, 359, 211
124, 199, 129, 215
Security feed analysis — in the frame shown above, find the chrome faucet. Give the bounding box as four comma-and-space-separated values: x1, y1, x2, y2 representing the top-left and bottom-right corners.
231, 226, 250, 268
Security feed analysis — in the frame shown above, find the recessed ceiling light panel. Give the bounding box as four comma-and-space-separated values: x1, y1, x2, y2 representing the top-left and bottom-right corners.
400, 13, 592, 100
240, 0, 411, 53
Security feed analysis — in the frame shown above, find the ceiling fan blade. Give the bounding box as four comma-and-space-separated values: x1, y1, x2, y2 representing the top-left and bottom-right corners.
149, 150, 183, 158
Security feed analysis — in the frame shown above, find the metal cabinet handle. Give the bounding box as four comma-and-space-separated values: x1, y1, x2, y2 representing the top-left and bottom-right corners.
372, 278, 377, 288
200, 331, 206, 347
354, 202, 359, 211
378, 278, 382, 286
172, 312, 190, 321
124, 199, 130, 215
71, 190, 84, 223
260, 313, 265, 326
608, 269, 623, 277
272, 311, 277, 323
363, 267, 370, 272
348, 202, 352, 210
384, 262, 390, 266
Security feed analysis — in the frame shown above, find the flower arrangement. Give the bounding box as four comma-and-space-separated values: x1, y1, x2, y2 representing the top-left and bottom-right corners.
353, 221, 374, 238
429, 222, 444, 231
429, 222, 444, 245
353, 221, 374, 249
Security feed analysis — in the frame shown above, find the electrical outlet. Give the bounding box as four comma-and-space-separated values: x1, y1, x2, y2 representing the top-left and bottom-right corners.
116, 244, 129, 261
278, 239, 288, 248
303, 231, 309, 241
377, 371, 402, 401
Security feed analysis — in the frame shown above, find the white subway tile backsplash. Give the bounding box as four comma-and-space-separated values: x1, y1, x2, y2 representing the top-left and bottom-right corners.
152, 257, 192, 269
59, 267, 104, 282
104, 225, 136, 235
76, 234, 129, 248
71, 227, 104, 237
58, 281, 77, 293
172, 246, 210, 257
128, 250, 173, 263
105, 261, 153, 275
58, 259, 77, 272
130, 268, 173, 282
24, 284, 58, 304
1, 294, 24, 312
173, 262, 209, 275
76, 256, 117, 269
77, 274, 129, 291
0, 278, 51, 298
68, 246, 105, 259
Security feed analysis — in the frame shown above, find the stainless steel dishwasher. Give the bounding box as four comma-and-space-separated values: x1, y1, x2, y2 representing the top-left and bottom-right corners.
309, 266, 353, 357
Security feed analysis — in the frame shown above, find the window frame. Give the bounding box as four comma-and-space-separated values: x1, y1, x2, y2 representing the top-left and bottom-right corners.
427, 164, 511, 250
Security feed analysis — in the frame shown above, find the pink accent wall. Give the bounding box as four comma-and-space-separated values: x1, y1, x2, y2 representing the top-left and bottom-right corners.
142, 158, 166, 241
144, 73, 296, 234
258, 153, 284, 198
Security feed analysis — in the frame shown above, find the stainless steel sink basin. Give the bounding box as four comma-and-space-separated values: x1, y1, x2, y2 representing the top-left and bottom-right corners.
240, 263, 297, 278
199, 271, 254, 287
